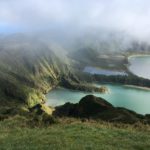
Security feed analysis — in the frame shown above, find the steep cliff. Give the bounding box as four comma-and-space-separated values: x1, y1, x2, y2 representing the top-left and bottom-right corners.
0, 34, 70, 108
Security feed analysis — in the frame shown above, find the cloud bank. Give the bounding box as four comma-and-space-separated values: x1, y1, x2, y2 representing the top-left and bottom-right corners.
0, 0, 150, 41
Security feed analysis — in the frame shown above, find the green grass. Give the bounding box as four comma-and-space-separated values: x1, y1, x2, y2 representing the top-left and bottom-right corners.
0, 117, 150, 150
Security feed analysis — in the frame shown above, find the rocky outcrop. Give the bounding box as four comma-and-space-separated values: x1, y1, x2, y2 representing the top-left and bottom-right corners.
78, 95, 113, 117
60, 77, 108, 93
54, 95, 148, 124
29, 104, 54, 115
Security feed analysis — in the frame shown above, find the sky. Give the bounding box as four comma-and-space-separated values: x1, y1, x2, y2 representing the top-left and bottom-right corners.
0, 0, 150, 41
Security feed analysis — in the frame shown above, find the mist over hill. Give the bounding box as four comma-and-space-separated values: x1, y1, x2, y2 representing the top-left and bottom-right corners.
0, 32, 150, 108
0, 34, 72, 108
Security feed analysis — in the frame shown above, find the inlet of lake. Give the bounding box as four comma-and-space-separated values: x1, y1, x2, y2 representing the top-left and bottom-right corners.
128, 55, 150, 79
47, 55, 150, 115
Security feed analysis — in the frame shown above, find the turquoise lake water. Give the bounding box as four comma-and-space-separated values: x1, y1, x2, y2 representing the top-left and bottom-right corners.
47, 55, 150, 115
129, 55, 150, 79
47, 84, 150, 115
83, 66, 127, 76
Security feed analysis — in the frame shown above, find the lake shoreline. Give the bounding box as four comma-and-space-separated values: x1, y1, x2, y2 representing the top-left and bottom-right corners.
128, 54, 150, 59
127, 53, 150, 80
124, 84, 150, 91
46, 83, 150, 115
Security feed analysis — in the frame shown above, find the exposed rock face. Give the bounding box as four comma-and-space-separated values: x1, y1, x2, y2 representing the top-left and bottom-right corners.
54, 95, 147, 124
53, 102, 78, 117
96, 108, 143, 124
54, 95, 113, 117
145, 114, 150, 124
78, 95, 113, 117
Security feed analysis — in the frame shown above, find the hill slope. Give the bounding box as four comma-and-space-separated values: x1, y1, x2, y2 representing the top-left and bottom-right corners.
0, 34, 70, 108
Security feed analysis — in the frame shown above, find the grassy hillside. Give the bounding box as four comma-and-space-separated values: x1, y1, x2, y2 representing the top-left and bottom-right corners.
0, 34, 105, 112
0, 34, 70, 108
0, 116, 150, 150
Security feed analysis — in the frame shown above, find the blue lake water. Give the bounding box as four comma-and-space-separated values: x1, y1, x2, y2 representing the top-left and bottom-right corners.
47, 84, 150, 115
83, 66, 127, 76
47, 55, 150, 115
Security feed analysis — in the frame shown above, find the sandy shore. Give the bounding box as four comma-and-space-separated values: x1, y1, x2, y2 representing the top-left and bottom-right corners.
128, 54, 150, 59
124, 85, 150, 91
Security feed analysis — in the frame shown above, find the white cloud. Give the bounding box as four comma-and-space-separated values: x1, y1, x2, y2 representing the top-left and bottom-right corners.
0, 0, 150, 41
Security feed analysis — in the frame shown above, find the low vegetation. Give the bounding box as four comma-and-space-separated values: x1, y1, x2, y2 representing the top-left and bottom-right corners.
94, 74, 150, 88
0, 116, 150, 150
